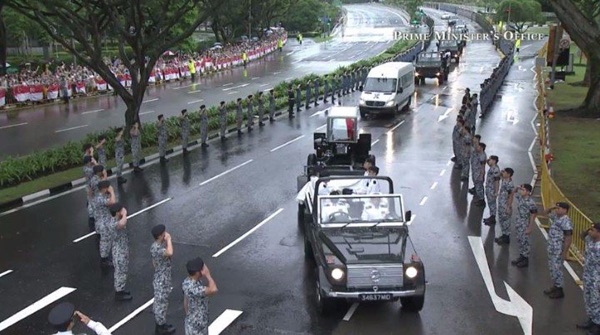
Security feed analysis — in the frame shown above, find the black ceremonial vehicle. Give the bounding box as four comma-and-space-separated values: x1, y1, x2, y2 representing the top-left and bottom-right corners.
437, 39, 462, 64
414, 51, 448, 85
297, 176, 426, 314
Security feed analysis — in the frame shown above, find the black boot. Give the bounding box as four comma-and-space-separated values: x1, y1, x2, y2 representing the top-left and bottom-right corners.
115, 291, 133, 301
221, 136, 227, 141
156, 323, 176, 334
201, 142, 209, 148
548, 287, 564, 299
474, 199, 486, 207
468, 187, 475, 194
160, 156, 169, 163
460, 176, 468, 182
484, 215, 496, 225
577, 319, 594, 330
259, 122, 265, 127
454, 164, 462, 170
270, 117, 275, 122
586, 324, 600, 335
543, 286, 559, 295
134, 166, 143, 173
182, 148, 188, 155
451, 156, 457, 162
100, 258, 113, 268
516, 257, 529, 268
117, 176, 127, 185
494, 235, 510, 245
238, 129, 243, 135
88, 217, 95, 232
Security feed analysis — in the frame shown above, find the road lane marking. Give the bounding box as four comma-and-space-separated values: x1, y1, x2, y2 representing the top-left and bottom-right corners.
200, 160, 253, 186
439, 169, 446, 176
173, 84, 195, 90
270, 135, 305, 152
316, 124, 326, 131
108, 298, 154, 333
310, 110, 326, 117
273, 71, 281, 75
262, 88, 273, 92
419, 196, 428, 206
223, 83, 234, 87
372, 139, 380, 146
386, 120, 405, 134
343, 302, 359, 321
223, 83, 249, 91
55, 124, 88, 133
188, 99, 204, 105
259, 83, 270, 87
213, 208, 284, 257
139, 110, 155, 115
0, 287, 76, 331
438, 108, 453, 122
0, 270, 13, 278
227, 91, 238, 95
188, 89, 202, 94
209, 309, 243, 335
81, 109, 104, 115
73, 198, 172, 243
0, 122, 28, 130
430, 182, 438, 190
251, 77, 260, 80
285, 77, 293, 81
142, 98, 159, 103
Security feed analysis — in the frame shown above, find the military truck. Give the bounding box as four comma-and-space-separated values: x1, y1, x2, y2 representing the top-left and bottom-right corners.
414, 52, 448, 85
296, 176, 425, 315
437, 39, 462, 64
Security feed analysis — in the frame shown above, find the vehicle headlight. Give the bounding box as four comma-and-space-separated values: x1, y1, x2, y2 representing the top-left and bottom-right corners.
436, 72, 440, 76
359, 98, 366, 105
406, 266, 418, 278
331, 268, 345, 280
414, 72, 419, 76
386, 100, 394, 106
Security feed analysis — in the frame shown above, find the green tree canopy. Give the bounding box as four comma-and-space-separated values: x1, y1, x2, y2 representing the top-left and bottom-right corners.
495, 0, 545, 32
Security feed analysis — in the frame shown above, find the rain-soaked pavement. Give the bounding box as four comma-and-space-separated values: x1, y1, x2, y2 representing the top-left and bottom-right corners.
0, 3, 407, 159
0, 7, 586, 335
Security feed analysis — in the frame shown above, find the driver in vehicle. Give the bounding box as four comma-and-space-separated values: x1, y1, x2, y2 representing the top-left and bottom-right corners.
361, 194, 389, 220
321, 191, 350, 222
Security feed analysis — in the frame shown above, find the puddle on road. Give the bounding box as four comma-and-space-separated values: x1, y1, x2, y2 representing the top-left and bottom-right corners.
426, 93, 454, 107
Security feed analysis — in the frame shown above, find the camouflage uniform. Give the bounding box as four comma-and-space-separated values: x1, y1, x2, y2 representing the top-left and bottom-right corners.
547, 213, 573, 287
97, 147, 107, 166
257, 95, 265, 123
236, 101, 244, 131
219, 105, 228, 137
115, 138, 125, 178
200, 108, 208, 144
181, 115, 190, 150
350, 71, 356, 91
305, 81, 312, 109
332, 76, 338, 102
471, 150, 487, 200
313, 79, 319, 107
452, 123, 461, 160
84, 163, 95, 219
485, 165, 501, 217
323, 76, 330, 102
583, 235, 600, 324
130, 130, 141, 167
295, 86, 302, 112
246, 100, 254, 128
108, 215, 129, 292
515, 193, 538, 257
497, 178, 514, 236
460, 132, 472, 179
151, 240, 172, 326
93, 192, 113, 258
157, 121, 167, 157
182, 277, 209, 335
269, 93, 276, 120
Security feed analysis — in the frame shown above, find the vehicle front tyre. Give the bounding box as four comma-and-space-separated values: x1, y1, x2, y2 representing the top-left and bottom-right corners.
360, 110, 366, 118
402, 96, 411, 112
316, 270, 336, 315
400, 294, 425, 312
307, 153, 317, 168
298, 204, 305, 230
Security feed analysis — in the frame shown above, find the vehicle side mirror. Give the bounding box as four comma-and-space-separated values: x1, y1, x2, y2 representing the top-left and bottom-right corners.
405, 210, 412, 222
359, 85, 363, 92
398, 87, 403, 94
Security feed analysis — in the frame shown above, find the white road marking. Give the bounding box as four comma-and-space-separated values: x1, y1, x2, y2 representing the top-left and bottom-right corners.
343, 302, 359, 321
270, 135, 305, 152
439, 169, 446, 176
142, 98, 159, 103
316, 124, 326, 131
188, 99, 204, 105
188, 89, 202, 94
139, 110, 155, 115
73, 198, 172, 243
223, 83, 234, 86
468, 236, 533, 335
173, 84, 195, 90
419, 196, 428, 206
285, 77, 293, 81
227, 91, 238, 95
0, 122, 28, 130
200, 160, 253, 186
213, 208, 284, 257
310, 110, 325, 117
251, 77, 260, 80
0, 270, 13, 278
386, 120, 405, 134
259, 83, 270, 87
438, 107, 453, 122
273, 71, 281, 75
108, 298, 154, 333
0, 287, 76, 331
263, 88, 273, 92
430, 182, 438, 190
208, 309, 243, 335
55, 124, 88, 133
372, 139, 380, 146
223, 83, 249, 91
81, 109, 104, 115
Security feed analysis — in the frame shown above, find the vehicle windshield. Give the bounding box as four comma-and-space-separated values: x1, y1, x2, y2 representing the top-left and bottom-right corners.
440, 40, 457, 48
319, 193, 403, 225
417, 53, 441, 63
364, 77, 397, 93
324, 228, 405, 263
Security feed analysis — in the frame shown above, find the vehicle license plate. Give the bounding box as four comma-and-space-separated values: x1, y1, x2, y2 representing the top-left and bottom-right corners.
359, 294, 392, 301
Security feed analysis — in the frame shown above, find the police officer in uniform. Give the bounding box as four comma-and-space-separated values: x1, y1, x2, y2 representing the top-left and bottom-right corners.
236, 98, 244, 135
180, 109, 190, 154
470, 142, 487, 207
130, 121, 143, 172
511, 184, 538, 268
295, 84, 302, 113
323, 75, 330, 103
183, 257, 218, 335
108, 202, 132, 301
305, 80, 312, 109
494, 168, 514, 245
268, 89, 276, 122
199, 105, 209, 148
543, 202, 573, 299
245, 96, 254, 131
577, 223, 600, 333
48, 302, 111, 335
157, 115, 168, 163
218, 101, 228, 141
93, 180, 116, 268
257, 91, 266, 126
313, 78, 320, 107
483, 155, 500, 225
114, 127, 127, 185
151, 224, 176, 334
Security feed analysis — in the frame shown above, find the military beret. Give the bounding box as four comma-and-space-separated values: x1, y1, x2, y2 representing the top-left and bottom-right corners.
556, 202, 570, 210
181, 109, 187, 115
48, 302, 75, 327
200, 105, 206, 109
522, 184, 533, 193
97, 180, 111, 190
151, 224, 166, 239
186, 257, 204, 273
83, 155, 92, 164
93, 165, 104, 174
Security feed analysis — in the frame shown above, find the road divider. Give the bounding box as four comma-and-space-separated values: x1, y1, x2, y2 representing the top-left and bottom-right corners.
55, 124, 89, 133
212, 208, 284, 257
0, 122, 27, 130
200, 160, 253, 186
270, 135, 305, 152
0, 269, 13, 278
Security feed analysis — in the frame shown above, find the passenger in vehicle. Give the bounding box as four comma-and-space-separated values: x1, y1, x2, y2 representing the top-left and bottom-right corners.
355, 165, 381, 194
361, 195, 389, 220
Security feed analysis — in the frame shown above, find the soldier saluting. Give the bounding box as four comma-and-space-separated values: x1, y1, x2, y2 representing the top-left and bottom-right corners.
151, 224, 176, 334
200, 105, 209, 148
48, 302, 111, 335
219, 101, 228, 141
183, 257, 218, 335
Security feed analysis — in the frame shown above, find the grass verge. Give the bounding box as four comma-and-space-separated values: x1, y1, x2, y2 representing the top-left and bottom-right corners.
313, 35, 334, 43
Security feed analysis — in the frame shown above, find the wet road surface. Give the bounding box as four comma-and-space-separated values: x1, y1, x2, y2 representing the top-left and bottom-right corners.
0, 3, 405, 159
0, 8, 586, 335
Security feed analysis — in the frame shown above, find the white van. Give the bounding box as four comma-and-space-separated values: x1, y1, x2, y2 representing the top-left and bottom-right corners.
358, 62, 415, 117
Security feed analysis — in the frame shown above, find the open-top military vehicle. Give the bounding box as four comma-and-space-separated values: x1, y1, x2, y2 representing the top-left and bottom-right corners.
437, 39, 462, 64
414, 51, 448, 85
296, 176, 425, 315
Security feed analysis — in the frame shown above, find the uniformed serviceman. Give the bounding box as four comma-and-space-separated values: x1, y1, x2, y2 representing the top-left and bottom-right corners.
108, 202, 132, 301
183, 257, 218, 335
543, 202, 573, 299
236, 98, 244, 135
83, 155, 97, 229
451, 116, 464, 164
287, 84, 294, 116
305, 80, 312, 109
180, 109, 190, 154
114, 127, 127, 185
199, 105, 209, 148
218, 101, 228, 141
459, 125, 472, 182
494, 168, 514, 245
151, 224, 176, 334
129, 121, 143, 173
323, 75, 330, 103
483, 155, 500, 225
48, 302, 111, 335
577, 223, 600, 333
462, 88, 471, 105
257, 91, 266, 126
471, 93, 480, 118
95, 136, 107, 166
93, 180, 116, 268
268, 89, 276, 122
245, 96, 254, 131
157, 115, 168, 163
332, 74, 338, 103
471, 142, 487, 207
342, 72, 348, 95
295, 84, 302, 112
510, 184, 537, 268
361, 196, 388, 220
350, 70, 356, 92
313, 78, 320, 107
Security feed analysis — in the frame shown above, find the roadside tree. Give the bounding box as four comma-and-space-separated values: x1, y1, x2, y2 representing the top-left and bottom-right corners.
495, 0, 545, 33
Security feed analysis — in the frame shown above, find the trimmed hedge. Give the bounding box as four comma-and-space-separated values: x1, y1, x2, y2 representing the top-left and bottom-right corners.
0, 18, 434, 189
